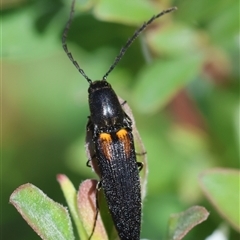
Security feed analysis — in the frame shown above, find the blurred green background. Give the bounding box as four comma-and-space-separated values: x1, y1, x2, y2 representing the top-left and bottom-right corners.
2, 0, 239, 239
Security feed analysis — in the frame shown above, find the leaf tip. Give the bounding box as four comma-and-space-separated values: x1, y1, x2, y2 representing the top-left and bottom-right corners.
56, 174, 68, 183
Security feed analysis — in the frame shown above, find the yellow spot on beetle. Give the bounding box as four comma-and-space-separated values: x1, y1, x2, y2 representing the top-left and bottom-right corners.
100, 133, 112, 142
117, 129, 131, 158
116, 129, 128, 139
99, 133, 112, 160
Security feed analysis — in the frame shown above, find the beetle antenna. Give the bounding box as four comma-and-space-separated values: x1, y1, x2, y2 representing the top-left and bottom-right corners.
62, 0, 92, 84
102, 7, 177, 81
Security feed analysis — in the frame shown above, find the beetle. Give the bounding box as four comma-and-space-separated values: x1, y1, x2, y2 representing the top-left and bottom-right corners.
62, 1, 176, 239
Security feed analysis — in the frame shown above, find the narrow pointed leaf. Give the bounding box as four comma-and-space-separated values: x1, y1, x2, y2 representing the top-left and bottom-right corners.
77, 179, 109, 240
57, 174, 87, 239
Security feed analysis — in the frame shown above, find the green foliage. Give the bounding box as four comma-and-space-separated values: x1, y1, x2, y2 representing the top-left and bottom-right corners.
199, 169, 240, 232
10, 184, 75, 240
2, 0, 239, 239
133, 54, 203, 112
10, 178, 209, 240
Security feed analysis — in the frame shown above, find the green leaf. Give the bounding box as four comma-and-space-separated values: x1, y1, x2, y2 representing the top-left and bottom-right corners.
148, 24, 201, 57
167, 206, 209, 240
199, 168, 240, 232
9, 183, 75, 240
57, 174, 87, 239
133, 54, 204, 113
93, 0, 156, 24
2, 5, 60, 59
208, 1, 238, 48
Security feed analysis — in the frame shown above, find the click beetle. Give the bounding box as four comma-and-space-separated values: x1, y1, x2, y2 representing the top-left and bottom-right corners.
62, 1, 176, 239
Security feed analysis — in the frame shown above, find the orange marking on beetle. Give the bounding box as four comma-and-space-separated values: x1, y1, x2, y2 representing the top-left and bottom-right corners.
116, 129, 128, 139
99, 133, 112, 160
100, 133, 112, 142
116, 129, 131, 158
